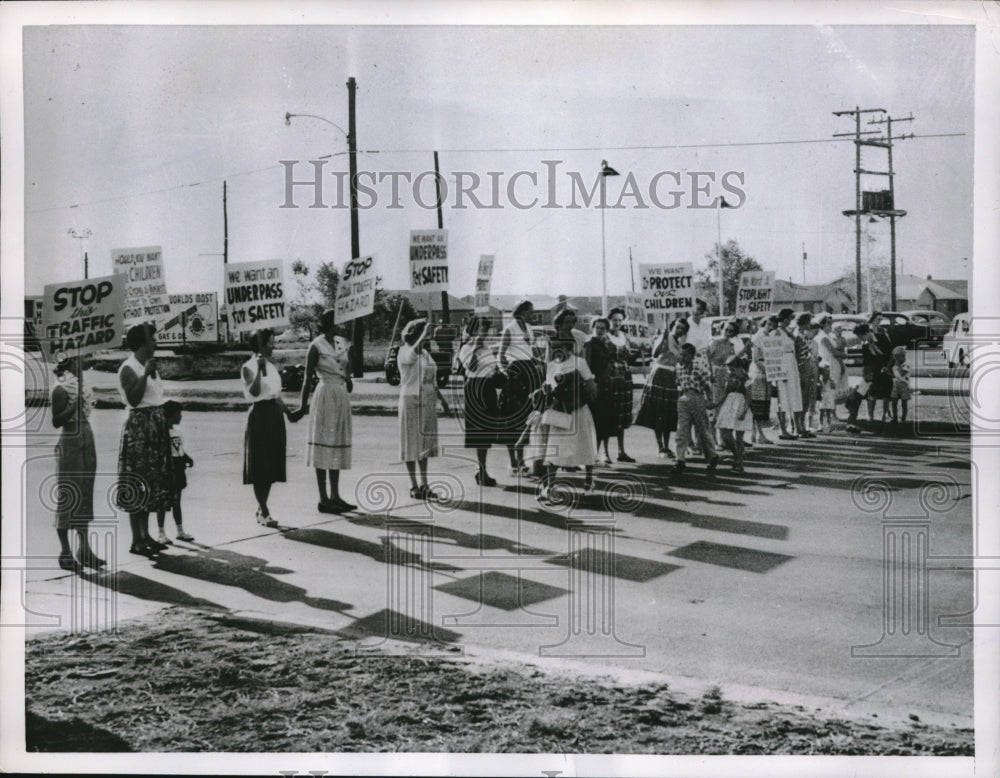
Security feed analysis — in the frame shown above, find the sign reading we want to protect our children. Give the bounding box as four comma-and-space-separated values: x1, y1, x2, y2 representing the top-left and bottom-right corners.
639, 263, 695, 322
224, 260, 288, 334
111, 246, 170, 326
409, 229, 449, 293
40, 273, 126, 360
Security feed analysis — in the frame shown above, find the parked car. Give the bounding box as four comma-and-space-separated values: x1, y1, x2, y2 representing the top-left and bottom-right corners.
901, 309, 952, 344
279, 363, 317, 393
274, 328, 311, 345
864, 311, 933, 349
941, 312, 973, 368
383, 325, 456, 388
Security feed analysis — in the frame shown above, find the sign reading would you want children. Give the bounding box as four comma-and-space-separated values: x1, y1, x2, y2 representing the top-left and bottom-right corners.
224, 260, 288, 333
111, 245, 170, 326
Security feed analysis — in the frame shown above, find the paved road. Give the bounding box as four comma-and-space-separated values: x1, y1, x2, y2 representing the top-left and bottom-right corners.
18, 410, 974, 726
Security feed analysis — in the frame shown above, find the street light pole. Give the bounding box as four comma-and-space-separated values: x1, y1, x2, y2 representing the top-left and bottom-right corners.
716, 197, 730, 316
600, 160, 619, 316
67, 228, 91, 279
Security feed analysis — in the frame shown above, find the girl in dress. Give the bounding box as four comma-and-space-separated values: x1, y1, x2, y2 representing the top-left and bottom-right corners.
298, 310, 355, 513
716, 356, 752, 473
889, 345, 912, 423
116, 323, 173, 556
537, 336, 599, 502
243, 328, 298, 526
50, 355, 105, 570
398, 319, 451, 500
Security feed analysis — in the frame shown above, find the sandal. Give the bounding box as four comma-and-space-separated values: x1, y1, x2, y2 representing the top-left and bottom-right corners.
58, 553, 76, 571
410, 486, 423, 500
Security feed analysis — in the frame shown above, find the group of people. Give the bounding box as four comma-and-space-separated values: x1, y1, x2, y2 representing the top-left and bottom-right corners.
48, 301, 914, 567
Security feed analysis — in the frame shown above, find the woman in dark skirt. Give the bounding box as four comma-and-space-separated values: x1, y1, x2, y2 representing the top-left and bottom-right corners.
458, 316, 503, 486
242, 328, 298, 527
116, 323, 173, 556
634, 318, 686, 459
498, 300, 543, 475
585, 317, 617, 463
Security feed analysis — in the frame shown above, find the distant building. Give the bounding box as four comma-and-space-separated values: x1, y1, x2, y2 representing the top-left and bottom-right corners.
386, 290, 475, 324
772, 278, 855, 313
895, 274, 968, 316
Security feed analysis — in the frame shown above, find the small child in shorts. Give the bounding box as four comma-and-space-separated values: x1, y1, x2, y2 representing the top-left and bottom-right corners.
157, 400, 195, 543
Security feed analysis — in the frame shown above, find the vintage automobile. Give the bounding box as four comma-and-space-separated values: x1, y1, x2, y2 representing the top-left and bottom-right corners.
862, 311, 933, 349
831, 313, 868, 365
384, 324, 457, 388
901, 309, 952, 344
941, 312, 973, 368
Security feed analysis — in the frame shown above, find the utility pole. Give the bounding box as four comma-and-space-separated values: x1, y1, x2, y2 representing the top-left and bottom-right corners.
347, 76, 364, 377
434, 150, 449, 326
629, 247, 636, 292
833, 106, 885, 314
223, 180, 228, 266
867, 113, 914, 310
802, 242, 806, 284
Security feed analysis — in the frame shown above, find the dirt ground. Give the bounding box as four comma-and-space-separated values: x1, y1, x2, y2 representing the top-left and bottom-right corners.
24, 607, 973, 755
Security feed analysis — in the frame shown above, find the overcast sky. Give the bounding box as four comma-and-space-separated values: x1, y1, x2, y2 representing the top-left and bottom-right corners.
16, 18, 979, 304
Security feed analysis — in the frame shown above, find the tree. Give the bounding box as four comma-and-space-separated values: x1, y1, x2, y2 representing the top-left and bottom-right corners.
365, 279, 419, 342
697, 239, 763, 315
840, 256, 892, 313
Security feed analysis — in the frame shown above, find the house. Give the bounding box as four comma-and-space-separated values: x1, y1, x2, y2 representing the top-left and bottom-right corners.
895, 274, 968, 316
772, 278, 855, 313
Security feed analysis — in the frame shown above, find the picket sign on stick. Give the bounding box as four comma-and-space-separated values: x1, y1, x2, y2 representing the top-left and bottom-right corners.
40, 273, 126, 361
111, 246, 170, 327
224, 260, 288, 334
639, 262, 695, 327
735, 271, 775, 317
335, 255, 377, 324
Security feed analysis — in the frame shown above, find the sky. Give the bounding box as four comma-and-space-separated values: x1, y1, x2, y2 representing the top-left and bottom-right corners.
14, 15, 981, 307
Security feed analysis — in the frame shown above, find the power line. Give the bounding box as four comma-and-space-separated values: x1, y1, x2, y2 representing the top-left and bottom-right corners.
25, 132, 965, 215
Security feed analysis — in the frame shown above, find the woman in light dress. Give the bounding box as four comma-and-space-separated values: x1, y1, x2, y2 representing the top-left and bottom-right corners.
398, 318, 451, 500
298, 310, 355, 513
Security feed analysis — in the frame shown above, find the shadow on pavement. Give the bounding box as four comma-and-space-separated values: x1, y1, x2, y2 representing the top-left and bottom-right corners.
280, 526, 463, 573
79, 568, 225, 612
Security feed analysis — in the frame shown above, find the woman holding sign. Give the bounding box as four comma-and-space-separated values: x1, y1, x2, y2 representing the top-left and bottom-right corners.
297, 310, 355, 514
115, 323, 172, 556
50, 355, 105, 570
242, 328, 299, 527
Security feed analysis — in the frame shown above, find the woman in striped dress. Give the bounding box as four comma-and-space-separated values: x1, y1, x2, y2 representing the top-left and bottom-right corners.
298, 309, 355, 514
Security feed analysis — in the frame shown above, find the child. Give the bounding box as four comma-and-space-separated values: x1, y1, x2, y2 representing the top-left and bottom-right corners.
889, 345, 911, 423
716, 356, 752, 473
157, 400, 195, 543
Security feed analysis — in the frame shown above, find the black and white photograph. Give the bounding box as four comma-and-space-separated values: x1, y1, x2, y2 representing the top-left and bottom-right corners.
2, 2, 998, 776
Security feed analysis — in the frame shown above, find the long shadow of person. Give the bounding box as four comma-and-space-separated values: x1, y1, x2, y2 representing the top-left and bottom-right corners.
280, 527, 464, 574
77, 568, 225, 611
152, 543, 353, 613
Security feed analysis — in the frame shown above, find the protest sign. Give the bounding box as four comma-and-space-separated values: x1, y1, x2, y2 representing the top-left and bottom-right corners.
335, 255, 377, 324
410, 229, 449, 293
474, 255, 495, 313
40, 273, 126, 360
735, 271, 775, 317
761, 335, 788, 381
156, 292, 219, 344
639, 263, 695, 322
224, 260, 288, 334
624, 292, 646, 325
111, 246, 170, 326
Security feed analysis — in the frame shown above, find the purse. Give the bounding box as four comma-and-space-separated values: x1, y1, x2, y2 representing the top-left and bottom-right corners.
541, 408, 573, 430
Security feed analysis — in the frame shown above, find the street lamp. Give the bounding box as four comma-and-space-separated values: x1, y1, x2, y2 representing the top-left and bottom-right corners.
600, 160, 619, 316
67, 227, 91, 278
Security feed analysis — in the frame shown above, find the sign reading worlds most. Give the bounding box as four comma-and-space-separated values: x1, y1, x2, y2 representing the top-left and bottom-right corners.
735, 270, 776, 316
111, 245, 170, 326
156, 292, 219, 344
335, 255, 377, 324
40, 273, 126, 360
639, 262, 695, 322
224, 260, 288, 334
410, 229, 449, 293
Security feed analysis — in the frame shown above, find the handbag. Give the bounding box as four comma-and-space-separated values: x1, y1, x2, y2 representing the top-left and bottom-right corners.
541, 408, 573, 430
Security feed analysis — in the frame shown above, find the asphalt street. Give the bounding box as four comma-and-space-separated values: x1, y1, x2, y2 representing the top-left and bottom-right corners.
18, 407, 975, 727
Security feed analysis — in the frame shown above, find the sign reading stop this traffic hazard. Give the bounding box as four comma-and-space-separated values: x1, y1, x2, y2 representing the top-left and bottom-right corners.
639, 263, 695, 321
410, 229, 449, 293
40, 273, 126, 360
224, 260, 289, 334
336, 255, 377, 324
